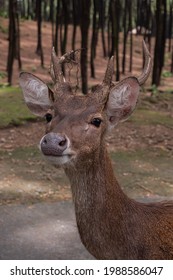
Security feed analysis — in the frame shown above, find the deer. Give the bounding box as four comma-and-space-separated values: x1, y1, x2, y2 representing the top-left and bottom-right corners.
19, 41, 173, 260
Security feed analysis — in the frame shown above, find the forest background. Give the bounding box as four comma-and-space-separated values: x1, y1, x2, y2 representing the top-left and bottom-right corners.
0, 0, 172, 207
0, 0, 173, 92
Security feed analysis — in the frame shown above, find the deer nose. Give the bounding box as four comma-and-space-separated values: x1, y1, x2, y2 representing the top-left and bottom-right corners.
40, 132, 68, 156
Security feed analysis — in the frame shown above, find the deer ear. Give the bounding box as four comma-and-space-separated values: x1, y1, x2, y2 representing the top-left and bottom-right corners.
106, 77, 140, 128
19, 72, 54, 116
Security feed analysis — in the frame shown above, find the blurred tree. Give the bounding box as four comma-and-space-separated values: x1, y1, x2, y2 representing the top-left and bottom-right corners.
35, 0, 44, 67
109, 0, 120, 81
168, 1, 173, 52
72, 0, 80, 50
55, 0, 60, 54
1, 0, 172, 88
61, 0, 69, 55
80, 0, 91, 94
50, 0, 55, 46
7, 0, 21, 85
122, 0, 128, 74
152, 0, 167, 86
99, 0, 107, 57
90, 0, 99, 78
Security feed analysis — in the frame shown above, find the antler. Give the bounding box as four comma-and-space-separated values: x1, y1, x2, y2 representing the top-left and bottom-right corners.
102, 56, 114, 86
102, 40, 152, 88
50, 47, 65, 85
137, 40, 152, 85
98, 40, 152, 101
49, 48, 81, 93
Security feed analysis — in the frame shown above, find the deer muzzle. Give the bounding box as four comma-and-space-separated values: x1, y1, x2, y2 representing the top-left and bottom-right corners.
40, 132, 68, 157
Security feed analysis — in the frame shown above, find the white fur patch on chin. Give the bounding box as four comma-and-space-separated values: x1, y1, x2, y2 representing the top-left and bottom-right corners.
43, 154, 72, 166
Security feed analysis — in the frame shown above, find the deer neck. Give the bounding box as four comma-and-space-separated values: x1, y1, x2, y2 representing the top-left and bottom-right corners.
65, 144, 129, 209
65, 145, 135, 259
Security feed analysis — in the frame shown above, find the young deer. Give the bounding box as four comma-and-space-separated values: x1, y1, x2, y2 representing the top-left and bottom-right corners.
19, 42, 173, 260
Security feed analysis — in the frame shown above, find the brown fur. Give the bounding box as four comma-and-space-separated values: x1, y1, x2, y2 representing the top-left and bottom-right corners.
65, 146, 173, 260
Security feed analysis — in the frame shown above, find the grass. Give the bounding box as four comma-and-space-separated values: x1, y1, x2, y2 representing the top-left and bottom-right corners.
0, 86, 37, 128
130, 108, 173, 126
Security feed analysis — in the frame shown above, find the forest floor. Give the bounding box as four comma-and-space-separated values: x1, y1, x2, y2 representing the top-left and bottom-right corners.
0, 17, 173, 205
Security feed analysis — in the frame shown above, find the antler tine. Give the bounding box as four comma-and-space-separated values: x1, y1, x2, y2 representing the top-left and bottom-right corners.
94, 56, 114, 102
50, 48, 83, 86
51, 47, 64, 85
137, 40, 152, 85
49, 60, 56, 83
59, 49, 81, 65
102, 56, 114, 86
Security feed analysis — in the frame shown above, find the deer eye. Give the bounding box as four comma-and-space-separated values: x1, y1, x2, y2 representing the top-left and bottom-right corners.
91, 118, 102, 128
45, 113, 52, 123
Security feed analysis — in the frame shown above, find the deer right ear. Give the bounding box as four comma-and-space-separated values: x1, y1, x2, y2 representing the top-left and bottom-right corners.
19, 72, 54, 116
106, 77, 140, 128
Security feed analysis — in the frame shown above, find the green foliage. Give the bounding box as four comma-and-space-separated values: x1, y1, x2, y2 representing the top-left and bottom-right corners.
0, 23, 7, 33
0, 11, 8, 18
162, 71, 173, 78
0, 71, 7, 79
150, 84, 159, 96
0, 87, 37, 128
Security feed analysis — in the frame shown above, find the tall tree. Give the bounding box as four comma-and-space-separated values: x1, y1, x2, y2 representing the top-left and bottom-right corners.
90, 0, 99, 78
128, 0, 133, 72
168, 1, 173, 52
72, 0, 80, 50
152, 0, 167, 86
50, 0, 55, 46
7, 0, 21, 85
110, 0, 120, 81
55, 0, 60, 54
122, 0, 128, 74
99, 0, 107, 57
80, 0, 91, 94
61, 0, 69, 55
35, 0, 44, 67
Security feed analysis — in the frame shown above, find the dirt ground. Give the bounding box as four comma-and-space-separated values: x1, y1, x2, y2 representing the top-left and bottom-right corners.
0, 18, 173, 205
0, 117, 173, 205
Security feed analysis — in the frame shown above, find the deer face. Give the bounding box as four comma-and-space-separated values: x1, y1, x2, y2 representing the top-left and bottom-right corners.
19, 42, 152, 167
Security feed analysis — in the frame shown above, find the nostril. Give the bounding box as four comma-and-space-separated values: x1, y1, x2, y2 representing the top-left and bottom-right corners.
59, 139, 66, 147
42, 138, 47, 145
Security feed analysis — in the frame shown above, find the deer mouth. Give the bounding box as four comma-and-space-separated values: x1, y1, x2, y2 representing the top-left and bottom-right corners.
42, 153, 74, 166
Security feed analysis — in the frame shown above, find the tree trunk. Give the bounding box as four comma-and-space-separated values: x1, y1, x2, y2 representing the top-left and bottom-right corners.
90, 0, 99, 78
80, 0, 91, 94
99, 0, 107, 57
110, 0, 120, 81
152, 0, 167, 86
171, 46, 173, 72
36, 0, 44, 67
15, 1, 22, 70
72, 0, 79, 50
168, 3, 173, 52
61, 0, 69, 54
50, 0, 55, 46
122, 0, 128, 74
7, 0, 21, 85
55, 0, 60, 54
128, 0, 133, 73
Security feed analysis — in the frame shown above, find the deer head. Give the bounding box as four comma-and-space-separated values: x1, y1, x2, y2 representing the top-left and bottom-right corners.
19, 41, 152, 168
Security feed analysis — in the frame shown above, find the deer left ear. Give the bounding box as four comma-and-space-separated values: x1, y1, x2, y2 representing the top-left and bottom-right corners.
19, 72, 54, 117
105, 77, 140, 128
